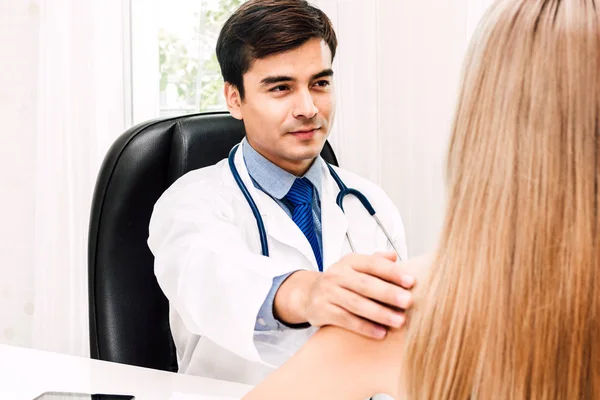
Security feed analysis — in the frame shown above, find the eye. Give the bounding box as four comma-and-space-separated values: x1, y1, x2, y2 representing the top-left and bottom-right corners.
270, 85, 290, 92
314, 80, 331, 88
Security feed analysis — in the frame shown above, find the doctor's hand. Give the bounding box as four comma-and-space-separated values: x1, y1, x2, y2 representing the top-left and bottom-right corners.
274, 252, 416, 339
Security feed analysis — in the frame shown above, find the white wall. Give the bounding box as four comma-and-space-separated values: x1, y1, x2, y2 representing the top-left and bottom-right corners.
378, 1, 470, 256
0, 0, 40, 347
316, 0, 479, 256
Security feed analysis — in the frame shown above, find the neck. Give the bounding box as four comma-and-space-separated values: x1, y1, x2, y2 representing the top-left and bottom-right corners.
279, 160, 314, 177
246, 140, 315, 177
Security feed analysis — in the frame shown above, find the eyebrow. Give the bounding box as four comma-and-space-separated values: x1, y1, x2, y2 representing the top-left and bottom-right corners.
312, 69, 334, 80
259, 69, 334, 86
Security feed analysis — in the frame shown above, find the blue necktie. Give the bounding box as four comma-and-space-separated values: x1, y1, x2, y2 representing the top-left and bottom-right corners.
285, 178, 323, 271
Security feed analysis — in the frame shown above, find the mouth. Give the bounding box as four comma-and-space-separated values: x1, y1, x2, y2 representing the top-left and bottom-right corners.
289, 127, 321, 137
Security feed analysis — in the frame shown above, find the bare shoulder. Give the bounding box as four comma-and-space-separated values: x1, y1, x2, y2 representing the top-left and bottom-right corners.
243, 254, 435, 400
400, 253, 433, 284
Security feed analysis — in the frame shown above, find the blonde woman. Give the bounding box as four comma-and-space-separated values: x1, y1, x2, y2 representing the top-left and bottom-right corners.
243, 0, 600, 398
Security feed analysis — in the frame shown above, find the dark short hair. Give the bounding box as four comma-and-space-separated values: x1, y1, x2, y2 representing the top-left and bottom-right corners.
216, 0, 338, 99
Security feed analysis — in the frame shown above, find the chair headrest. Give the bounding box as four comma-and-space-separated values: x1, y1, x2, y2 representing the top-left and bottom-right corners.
168, 113, 246, 185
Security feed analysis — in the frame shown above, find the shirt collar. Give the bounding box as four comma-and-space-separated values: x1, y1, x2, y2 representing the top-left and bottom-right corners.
242, 138, 323, 200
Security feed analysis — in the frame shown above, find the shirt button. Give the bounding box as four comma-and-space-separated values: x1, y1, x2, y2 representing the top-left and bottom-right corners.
258, 318, 266, 326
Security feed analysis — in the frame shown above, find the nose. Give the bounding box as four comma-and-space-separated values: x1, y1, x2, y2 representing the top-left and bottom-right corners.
292, 89, 318, 119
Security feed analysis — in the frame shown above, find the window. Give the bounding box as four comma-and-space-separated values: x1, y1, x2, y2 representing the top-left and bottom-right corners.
129, 0, 246, 124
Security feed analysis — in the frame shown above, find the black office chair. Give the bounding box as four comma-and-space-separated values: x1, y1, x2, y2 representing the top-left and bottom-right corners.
88, 111, 339, 372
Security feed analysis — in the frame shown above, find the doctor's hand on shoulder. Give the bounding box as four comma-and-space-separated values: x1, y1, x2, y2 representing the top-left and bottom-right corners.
273, 252, 415, 339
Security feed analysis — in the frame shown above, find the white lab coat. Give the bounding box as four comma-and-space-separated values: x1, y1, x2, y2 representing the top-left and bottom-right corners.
148, 142, 408, 387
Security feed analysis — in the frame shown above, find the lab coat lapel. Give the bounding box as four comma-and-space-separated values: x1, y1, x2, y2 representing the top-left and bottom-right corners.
260, 195, 318, 267
320, 160, 349, 269
234, 143, 318, 268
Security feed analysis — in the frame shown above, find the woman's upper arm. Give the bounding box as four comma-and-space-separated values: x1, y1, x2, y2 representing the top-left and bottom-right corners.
242, 255, 430, 399
243, 325, 405, 400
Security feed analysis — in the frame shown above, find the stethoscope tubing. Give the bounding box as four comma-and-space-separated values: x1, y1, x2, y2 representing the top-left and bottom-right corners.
228, 144, 401, 261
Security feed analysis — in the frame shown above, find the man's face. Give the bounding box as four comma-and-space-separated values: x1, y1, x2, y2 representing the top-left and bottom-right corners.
225, 38, 336, 175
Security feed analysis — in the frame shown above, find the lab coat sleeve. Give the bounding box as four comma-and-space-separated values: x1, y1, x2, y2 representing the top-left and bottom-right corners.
148, 184, 286, 365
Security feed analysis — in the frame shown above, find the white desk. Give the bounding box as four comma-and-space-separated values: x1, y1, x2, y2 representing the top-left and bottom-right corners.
0, 344, 253, 400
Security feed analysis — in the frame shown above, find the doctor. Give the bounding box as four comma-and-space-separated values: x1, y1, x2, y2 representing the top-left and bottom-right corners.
148, 0, 415, 387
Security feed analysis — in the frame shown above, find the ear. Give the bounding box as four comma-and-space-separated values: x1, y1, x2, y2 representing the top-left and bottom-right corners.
224, 83, 243, 120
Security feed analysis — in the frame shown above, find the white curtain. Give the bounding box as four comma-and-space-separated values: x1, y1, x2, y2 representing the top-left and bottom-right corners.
312, 0, 494, 256
0, 0, 40, 350
31, 0, 127, 356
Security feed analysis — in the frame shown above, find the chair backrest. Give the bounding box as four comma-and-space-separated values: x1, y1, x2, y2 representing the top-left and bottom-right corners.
88, 111, 339, 371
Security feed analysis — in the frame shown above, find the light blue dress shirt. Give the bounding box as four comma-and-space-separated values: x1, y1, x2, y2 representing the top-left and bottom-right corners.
241, 139, 323, 331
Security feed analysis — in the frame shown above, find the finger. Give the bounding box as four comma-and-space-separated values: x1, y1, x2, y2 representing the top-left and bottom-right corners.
339, 269, 413, 310
350, 254, 415, 289
327, 303, 388, 339
374, 250, 398, 262
333, 286, 406, 328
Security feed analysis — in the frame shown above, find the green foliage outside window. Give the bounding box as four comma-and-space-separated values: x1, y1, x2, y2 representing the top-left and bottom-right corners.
158, 0, 245, 113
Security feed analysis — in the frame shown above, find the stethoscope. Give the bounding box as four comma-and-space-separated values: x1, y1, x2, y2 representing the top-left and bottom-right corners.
228, 144, 402, 261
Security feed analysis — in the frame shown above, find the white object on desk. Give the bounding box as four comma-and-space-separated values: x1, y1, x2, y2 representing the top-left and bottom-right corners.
0, 344, 253, 400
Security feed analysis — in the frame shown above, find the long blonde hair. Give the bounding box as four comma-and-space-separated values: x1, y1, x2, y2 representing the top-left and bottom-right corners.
403, 0, 599, 398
